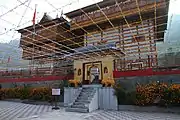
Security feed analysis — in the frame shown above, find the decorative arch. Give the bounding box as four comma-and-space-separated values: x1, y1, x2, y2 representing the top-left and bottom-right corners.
77, 68, 81, 76
104, 67, 108, 74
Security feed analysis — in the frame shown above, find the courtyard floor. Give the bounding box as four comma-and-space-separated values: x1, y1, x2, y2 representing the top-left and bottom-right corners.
0, 101, 180, 120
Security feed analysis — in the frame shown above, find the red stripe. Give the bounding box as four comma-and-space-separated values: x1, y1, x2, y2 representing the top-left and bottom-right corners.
113, 68, 180, 78
2, 69, 180, 83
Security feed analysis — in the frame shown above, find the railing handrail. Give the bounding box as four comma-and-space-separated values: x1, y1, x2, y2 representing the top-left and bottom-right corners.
0, 67, 73, 79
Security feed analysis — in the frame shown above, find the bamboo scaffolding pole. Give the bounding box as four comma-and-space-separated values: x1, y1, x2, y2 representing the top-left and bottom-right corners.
0, 0, 168, 67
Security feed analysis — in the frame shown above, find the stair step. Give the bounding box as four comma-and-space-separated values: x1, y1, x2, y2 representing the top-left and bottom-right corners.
77, 96, 92, 100
82, 88, 94, 90
65, 107, 88, 113
80, 91, 95, 94
79, 92, 95, 95
66, 87, 98, 113
76, 99, 91, 103
71, 104, 88, 108
82, 89, 95, 91
82, 87, 94, 89
74, 102, 86, 105
74, 101, 90, 105
79, 93, 94, 96
82, 88, 94, 91
78, 96, 93, 99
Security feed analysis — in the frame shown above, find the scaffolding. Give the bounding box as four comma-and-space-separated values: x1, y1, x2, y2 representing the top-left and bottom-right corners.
0, 0, 177, 83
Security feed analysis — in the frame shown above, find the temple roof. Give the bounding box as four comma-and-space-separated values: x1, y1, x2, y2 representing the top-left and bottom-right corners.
17, 15, 69, 33
39, 13, 53, 23
65, 0, 126, 18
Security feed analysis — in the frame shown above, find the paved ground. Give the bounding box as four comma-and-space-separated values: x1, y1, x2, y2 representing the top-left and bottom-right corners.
0, 101, 180, 120
0, 101, 53, 120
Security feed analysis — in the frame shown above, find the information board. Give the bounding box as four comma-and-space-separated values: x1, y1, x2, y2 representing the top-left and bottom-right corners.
52, 89, 60, 95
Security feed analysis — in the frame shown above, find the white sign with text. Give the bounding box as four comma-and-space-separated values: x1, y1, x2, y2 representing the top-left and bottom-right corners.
52, 89, 60, 95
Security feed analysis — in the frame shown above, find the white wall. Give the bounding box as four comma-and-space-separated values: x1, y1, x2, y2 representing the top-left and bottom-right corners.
99, 87, 118, 110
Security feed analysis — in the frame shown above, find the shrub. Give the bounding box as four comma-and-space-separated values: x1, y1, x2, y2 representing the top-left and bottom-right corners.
114, 82, 180, 106
168, 84, 180, 105
20, 87, 31, 100
126, 91, 136, 105
0, 88, 8, 99
29, 87, 52, 101
136, 82, 180, 106
114, 85, 126, 105
0, 86, 53, 102
114, 84, 136, 105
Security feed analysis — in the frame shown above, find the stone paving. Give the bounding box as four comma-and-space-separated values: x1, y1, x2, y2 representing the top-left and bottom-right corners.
0, 101, 180, 120
0, 101, 53, 120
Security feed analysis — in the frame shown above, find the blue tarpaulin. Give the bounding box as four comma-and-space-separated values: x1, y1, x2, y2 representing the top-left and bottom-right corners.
65, 42, 122, 57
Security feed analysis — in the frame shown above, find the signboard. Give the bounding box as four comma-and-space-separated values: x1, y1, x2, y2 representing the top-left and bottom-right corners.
52, 89, 60, 95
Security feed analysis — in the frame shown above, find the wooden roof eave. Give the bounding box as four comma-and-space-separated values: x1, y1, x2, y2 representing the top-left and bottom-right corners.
68, 0, 169, 31
65, 0, 169, 19
17, 18, 68, 33
65, 0, 126, 18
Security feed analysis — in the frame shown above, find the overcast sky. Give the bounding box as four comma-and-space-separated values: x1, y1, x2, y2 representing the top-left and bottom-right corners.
0, 0, 102, 43
0, 0, 179, 43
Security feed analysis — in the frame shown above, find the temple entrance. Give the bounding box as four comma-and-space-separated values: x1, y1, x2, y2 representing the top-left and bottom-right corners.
83, 61, 102, 84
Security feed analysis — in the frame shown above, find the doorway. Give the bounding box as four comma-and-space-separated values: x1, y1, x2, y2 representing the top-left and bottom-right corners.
83, 61, 102, 84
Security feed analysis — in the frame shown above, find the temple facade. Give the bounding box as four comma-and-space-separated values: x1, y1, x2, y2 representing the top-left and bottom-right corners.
17, 0, 169, 86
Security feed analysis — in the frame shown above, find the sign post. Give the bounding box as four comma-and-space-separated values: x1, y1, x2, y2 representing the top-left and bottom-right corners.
52, 88, 60, 110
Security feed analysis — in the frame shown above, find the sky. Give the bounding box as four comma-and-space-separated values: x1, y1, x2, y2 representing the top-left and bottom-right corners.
0, 0, 102, 43
0, 0, 179, 43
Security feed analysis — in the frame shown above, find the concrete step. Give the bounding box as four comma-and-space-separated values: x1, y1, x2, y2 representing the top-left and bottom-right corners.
79, 95, 93, 98
82, 88, 94, 90
76, 99, 91, 103
79, 93, 93, 97
74, 102, 86, 105
77, 95, 93, 99
79, 92, 95, 96
65, 107, 88, 113
77, 96, 92, 100
80, 91, 95, 94
82, 88, 95, 90
82, 89, 95, 91
71, 104, 88, 109
82, 87, 95, 89
79, 95, 94, 98
66, 86, 98, 113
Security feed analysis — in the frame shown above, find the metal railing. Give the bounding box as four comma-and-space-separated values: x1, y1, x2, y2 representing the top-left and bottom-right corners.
0, 66, 73, 79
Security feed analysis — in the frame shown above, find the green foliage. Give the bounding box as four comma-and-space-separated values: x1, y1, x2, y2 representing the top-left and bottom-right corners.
0, 87, 52, 102
136, 83, 180, 106
114, 84, 136, 105
114, 82, 180, 106
20, 85, 31, 100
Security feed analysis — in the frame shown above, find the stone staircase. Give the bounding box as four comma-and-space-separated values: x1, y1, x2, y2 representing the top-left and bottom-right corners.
65, 87, 96, 113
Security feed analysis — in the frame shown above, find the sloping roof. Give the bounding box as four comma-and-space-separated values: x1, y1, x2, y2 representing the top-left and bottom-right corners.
65, 0, 170, 20
17, 16, 69, 33
39, 13, 53, 23
65, 0, 125, 18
